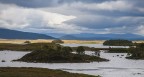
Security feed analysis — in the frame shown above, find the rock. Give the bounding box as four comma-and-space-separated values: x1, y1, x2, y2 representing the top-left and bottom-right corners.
121, 55, 124, 56
137, 73, 141, 74
1, 60, 6, 62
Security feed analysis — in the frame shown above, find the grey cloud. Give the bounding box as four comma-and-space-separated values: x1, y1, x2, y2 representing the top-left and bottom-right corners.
126, 0, 144, 8
0, 0, 144, 35
66, 14, 144, 30
0, 0, 110, 8
0, 0, 60, 8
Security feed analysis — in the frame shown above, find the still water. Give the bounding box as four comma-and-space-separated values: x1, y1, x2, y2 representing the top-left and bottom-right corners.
0, 44, 143, 77
61, 44, 129, 48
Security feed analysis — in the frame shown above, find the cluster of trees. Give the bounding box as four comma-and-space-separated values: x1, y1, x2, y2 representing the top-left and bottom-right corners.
15, 44, 82, 62
103, 39, 133, 46
24, 40, 31, 44
127, 43, 144, 59
15, 43, 108, 63
52, 39, 64, 44
108, 48, 129, 53
76, 46, 85, 55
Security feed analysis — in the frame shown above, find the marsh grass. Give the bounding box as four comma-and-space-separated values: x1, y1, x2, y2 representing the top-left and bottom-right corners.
0, 67, 99, 77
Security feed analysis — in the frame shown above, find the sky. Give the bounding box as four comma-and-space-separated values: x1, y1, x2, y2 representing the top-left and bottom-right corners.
0, 0, 144, 35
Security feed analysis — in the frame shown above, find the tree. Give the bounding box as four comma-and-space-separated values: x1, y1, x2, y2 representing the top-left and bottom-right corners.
24, 41, 31, 44
52, 39, 64, 44
127, 43, 144, 59
137, 43, 144, 48
76, 46, 85, 55
61, 47, 73, 55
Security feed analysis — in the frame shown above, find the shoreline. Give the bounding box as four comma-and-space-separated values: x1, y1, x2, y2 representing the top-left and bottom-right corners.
0, 39, 143, 44
0, 67, 99, 77
0, 39, 105, 44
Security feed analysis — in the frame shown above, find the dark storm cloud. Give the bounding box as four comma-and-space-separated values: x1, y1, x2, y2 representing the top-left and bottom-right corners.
58, 0, 110, 4
127, 0, 144, 7
0, 0, 112, 8
66, 14, 144, 29
79, 9, 144, 17
0, 0, 59, 8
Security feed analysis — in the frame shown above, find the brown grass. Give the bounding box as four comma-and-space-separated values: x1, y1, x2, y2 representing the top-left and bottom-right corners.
63, 40, 105, 44
0, 39, 143, 44
133, 40, 144, 43
0, 39, 105, 44
0, 39, 53, 44
0, 67, 99, 77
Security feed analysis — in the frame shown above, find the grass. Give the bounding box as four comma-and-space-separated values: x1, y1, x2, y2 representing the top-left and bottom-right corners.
0, 43, 60, 51
63, 40, 105, 44
0, 39, 143, 44
0, 39, 53, 44
0, 39, 105, 44
0, 67, 100, 77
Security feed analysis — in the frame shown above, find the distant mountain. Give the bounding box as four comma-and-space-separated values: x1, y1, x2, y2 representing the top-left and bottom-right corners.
60, 35, 80, 40
0, 28, 55, 39
60, 33, 144, 40
46, 33, 65, 38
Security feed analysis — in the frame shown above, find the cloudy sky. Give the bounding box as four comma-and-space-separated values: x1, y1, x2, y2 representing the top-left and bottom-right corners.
0, 0, 144, 35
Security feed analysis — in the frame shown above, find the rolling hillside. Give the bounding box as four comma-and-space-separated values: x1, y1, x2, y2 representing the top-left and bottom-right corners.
0, 28, 55, 39
60, 33, 144, 40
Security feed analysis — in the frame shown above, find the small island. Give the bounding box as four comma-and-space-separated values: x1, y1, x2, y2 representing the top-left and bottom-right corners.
103, 39, 133, 46
126, 43, 144, 59
15, 44, 108, 63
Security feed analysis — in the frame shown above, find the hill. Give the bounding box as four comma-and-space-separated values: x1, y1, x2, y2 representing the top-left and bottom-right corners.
0, 28, 55, 39
60, 33, 144, 40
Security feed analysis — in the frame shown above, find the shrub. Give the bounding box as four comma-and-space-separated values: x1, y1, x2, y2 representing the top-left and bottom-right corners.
1, 60, 5, 62
126, 43, 144, 59
76, 46, 85, 55
61, 46, 73, 55
52, 39, 64, 44
24, 41, 31, 44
